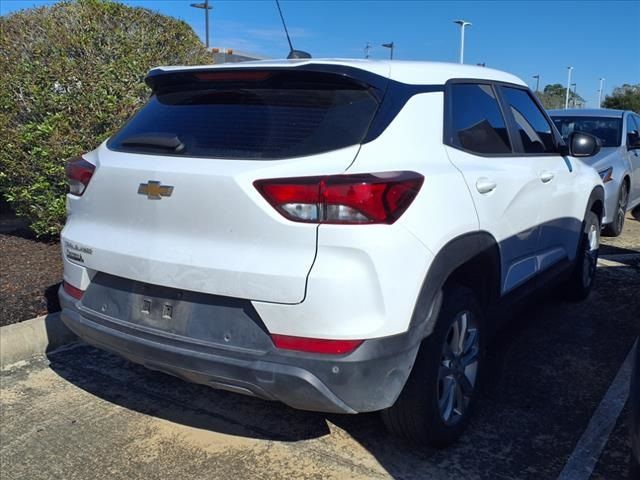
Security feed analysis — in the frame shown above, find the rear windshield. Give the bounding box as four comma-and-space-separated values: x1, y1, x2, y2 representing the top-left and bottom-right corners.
107, 70, 380, 160
550, 116, 622, 147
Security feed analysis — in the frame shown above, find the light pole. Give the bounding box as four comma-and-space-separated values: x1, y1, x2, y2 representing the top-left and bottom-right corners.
364, 42, 371, 59
190, 0, 213, 48
564, 66, 573, 109
381, 42, 394, 60
453, 20, 471, 64
598, 78, 605, 108
533, 74, 540, 92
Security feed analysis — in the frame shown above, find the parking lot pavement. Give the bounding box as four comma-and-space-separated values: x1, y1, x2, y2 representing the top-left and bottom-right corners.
1, 214, 639, 480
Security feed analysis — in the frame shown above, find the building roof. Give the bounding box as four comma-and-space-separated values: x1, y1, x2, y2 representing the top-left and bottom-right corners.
151, 59, 526, 86
547, 108, 626, 118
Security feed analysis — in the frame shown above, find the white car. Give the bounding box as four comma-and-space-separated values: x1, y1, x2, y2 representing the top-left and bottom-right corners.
59, 59, 604, 447
549, 109, 640, 237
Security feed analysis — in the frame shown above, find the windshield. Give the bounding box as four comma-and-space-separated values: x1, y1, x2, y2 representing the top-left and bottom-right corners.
550, 116, 622, 147
108, 70, 380, 160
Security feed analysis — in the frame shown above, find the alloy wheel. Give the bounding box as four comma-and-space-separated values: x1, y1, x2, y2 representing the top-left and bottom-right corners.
615, 184, 629, 233
437, 310, 480, 425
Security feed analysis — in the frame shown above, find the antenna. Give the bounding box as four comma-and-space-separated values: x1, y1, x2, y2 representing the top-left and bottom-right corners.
275, 0, 311, 59
276, 0, 294, 52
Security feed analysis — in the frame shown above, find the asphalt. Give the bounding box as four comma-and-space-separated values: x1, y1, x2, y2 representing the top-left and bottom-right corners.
1, 213, 639, 480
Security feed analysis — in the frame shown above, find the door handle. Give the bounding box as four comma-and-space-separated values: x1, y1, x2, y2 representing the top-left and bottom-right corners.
540, 171, 555, 183
476, 178, 497, 194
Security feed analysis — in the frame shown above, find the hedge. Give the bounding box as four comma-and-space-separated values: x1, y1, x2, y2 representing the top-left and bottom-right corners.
0, 0, 211, 236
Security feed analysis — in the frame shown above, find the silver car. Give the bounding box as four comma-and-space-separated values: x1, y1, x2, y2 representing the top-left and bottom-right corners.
549, 109, 640, 236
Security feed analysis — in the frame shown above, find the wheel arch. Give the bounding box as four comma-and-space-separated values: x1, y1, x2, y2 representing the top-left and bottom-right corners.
409, 231, 501, 340
587, 185, 605, 223
571, 186, 605, 259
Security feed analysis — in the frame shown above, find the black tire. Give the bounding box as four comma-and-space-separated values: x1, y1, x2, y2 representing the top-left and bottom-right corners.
566, 211, 600, 301
603, 182, 629, 237
632, 205, 640, 222
381, 285, 484, 448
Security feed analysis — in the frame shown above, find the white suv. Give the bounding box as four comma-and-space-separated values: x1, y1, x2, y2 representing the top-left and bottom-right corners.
59, 60, 604, 447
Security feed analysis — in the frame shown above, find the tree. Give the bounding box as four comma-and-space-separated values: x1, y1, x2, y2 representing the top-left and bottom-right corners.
535, 84, 585, 110
0, 0, 211, 236
602, 84, 640, 112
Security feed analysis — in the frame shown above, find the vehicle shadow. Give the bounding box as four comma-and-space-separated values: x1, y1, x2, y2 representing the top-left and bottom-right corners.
46, 261, 639, 479
45, 340, 448, 475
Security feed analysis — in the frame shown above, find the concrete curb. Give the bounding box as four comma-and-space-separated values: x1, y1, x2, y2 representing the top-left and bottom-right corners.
0, 312, 76, 369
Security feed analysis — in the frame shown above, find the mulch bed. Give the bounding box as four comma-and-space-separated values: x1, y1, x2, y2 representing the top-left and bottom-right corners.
0, 230, 62, 327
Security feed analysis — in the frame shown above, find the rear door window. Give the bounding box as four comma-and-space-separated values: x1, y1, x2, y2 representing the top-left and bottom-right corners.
448, 83, 512, 155
108, 71, 380, 160
500, 87, 557, 154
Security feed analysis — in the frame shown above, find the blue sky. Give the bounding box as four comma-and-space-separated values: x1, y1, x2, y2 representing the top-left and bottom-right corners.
2, 0, 639, 107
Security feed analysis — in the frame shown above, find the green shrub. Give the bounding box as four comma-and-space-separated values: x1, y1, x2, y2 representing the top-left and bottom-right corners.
602, 84, 640, 113
0, 0, 211, 236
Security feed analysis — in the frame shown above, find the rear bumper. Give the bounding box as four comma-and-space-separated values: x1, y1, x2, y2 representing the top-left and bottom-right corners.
59, 286, 422, 414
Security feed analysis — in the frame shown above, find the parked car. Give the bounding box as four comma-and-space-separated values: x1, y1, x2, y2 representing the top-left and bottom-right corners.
631, 339, 640, 479
549, 109, 640, 236
59, 60, 604, 447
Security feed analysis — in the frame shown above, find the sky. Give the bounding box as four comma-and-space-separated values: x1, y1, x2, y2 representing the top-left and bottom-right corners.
2, 0, 639, 107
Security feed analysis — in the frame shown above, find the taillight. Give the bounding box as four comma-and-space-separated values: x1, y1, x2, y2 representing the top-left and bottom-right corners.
63, 280, 84, 300
271, 334, 363, 355
65, 156, 95, 196
254, 171, 424, 224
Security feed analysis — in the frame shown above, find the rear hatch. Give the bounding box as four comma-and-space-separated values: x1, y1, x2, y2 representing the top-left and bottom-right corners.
62, 65, 385, 303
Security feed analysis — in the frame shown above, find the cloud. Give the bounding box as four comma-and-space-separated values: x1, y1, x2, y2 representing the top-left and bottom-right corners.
246, 27, 311, 40
212, 37, 263, 53
209, 20, 312, 56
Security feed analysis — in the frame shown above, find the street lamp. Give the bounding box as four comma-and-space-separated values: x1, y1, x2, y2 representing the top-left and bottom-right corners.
381, 42, 394, 60
190, 0, 213, 48
453, 20, 471, 64
598, 78, 605, 108
533, 74, 540, 92
565, 66, 573, 109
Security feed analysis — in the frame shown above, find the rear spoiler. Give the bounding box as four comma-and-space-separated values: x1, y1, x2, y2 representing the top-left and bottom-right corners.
144, 64, 390, 97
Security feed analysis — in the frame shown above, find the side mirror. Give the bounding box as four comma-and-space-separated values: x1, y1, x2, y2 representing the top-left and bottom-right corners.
569, 131, 601, 157
628, 137, 640, 150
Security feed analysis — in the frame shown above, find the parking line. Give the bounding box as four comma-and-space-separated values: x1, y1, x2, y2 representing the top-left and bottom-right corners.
557, 343, 635, 480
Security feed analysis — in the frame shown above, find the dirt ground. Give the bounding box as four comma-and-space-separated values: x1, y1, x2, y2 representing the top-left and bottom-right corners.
0, 231, 61, 326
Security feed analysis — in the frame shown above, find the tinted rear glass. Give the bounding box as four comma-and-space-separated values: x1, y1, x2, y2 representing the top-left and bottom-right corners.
449, 83, 512, 154
551, 116, 622, 147
107, 71, 380, 160
501, 87, 556, 154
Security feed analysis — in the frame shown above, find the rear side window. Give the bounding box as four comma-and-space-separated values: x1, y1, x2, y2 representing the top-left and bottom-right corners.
501, 87, 556, 154
108, 71, 380, 160
449, 83, 512, 154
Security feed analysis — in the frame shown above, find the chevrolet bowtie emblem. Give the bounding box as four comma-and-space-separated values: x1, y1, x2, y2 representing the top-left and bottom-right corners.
138, 181, 174, 200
